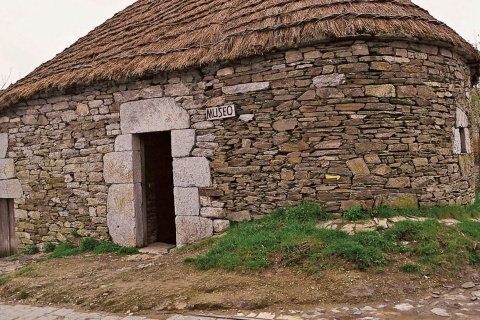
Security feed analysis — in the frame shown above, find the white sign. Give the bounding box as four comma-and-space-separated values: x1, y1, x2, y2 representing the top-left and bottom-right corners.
206, 104, 236, 121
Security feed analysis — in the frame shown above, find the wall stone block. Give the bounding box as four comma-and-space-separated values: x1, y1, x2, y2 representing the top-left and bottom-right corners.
386, 177, 411, 189
114, 134, 141, 152
107, 183, 143, 247
0, 179, 23, 198
200, 207, 226, 218
171, 129, 195, 158
365, 84, 396, 97
176, 216, 213, 246
103, 151, 141, 184
173, 157, 211, 187
456, 108, 469, 127
347, 158, 370, 176
213, 219, 230, 233
222, 82, 270, 95
174, 187, 200, 216
312, 73, 346, 87
0, 133, 8, 158
0, 159, 15, 180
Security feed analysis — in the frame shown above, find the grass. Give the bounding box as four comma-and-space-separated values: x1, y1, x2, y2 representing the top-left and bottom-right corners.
185, 202, 480, 273
48, 238, 138, 259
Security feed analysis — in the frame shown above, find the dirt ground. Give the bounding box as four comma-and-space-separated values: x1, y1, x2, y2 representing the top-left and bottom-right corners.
1, 244, 479, 320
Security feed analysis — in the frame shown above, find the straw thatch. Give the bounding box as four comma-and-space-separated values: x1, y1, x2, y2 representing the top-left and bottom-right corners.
1, 0, 479, 108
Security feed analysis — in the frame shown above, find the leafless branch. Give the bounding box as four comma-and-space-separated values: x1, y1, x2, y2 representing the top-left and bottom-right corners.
0, 69, 12, 90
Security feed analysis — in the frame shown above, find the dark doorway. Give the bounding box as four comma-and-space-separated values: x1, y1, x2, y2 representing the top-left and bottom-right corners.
0, 199, 16, 258
142, 132, 176, 245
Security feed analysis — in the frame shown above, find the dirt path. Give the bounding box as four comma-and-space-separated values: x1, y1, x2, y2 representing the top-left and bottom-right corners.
1, 247, 479, 319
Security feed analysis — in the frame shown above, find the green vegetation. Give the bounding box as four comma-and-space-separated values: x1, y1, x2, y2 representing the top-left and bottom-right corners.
22, 245, 39, 255
399, 263, 422, 273
185, 202, 480, 273
342, 206, 370, 221
44, 243, 56, 253
375, 195, 480, 220
0, 276, 12, 286
15, 265, 35, 277
48, 238, 138, 259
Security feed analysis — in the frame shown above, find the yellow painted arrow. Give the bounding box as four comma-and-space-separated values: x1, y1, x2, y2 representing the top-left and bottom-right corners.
325, 174, 341, 180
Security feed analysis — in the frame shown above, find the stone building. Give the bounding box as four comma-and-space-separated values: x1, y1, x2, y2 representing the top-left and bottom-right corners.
0, 0, 479, 255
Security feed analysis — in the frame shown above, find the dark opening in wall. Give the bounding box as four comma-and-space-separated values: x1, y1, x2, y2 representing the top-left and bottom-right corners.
460, 127, 467, 154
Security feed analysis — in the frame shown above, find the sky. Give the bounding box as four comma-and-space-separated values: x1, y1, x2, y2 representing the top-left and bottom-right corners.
0, 0, 479, 87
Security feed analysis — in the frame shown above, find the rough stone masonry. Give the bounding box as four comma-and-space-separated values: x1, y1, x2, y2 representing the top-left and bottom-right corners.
0, 39, 475, 248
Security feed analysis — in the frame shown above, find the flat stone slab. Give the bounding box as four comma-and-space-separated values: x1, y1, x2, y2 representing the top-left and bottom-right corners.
393, 303, 415, 311
431, 308, 450, 317
222, 82, 270, 95
138, 242, 175, 255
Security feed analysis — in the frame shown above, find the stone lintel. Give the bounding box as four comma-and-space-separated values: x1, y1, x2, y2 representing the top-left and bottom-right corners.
171, 129, 196, 158
0, 179, 23, 198
120, 97, 189, 134
174, 187, 200, 216
176, 216, 213, 246
456, 108, 468, 128
0, 133, 7, 158
173, 157, 211, 187
103, 151, 141, 184
0, 159, 15, 180
107, 183, 143, 247
114, 134, 141, 152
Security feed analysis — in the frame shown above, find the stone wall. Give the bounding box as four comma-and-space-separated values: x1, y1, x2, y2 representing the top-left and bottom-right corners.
0, 39, 475, 248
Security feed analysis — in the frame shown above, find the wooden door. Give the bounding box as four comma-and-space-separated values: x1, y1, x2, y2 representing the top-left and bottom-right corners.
0, 199, 16, 258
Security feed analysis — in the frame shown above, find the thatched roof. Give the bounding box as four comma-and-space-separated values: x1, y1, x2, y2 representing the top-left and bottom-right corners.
1, 0, 479, 108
